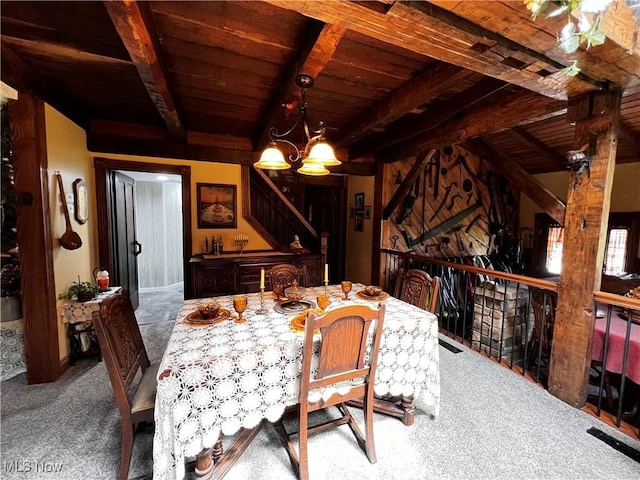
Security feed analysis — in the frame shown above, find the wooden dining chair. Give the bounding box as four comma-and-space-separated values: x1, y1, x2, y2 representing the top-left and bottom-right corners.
394, 268, 440, 313
269, 263, 308, 288
93, 289, 159, 480
276, 304, 386, 480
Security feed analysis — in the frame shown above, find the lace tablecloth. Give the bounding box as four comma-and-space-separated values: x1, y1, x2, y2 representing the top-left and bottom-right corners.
154, 284, 440, 480
59, 287, 122, 324
0, 319, 26, 381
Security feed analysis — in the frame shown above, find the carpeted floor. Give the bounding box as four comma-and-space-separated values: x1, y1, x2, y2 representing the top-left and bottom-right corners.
135, 283, 184, 325
1, 324, 639, 480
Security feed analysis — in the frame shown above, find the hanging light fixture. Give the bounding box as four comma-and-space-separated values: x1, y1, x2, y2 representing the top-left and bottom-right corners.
254, 74, 341, 175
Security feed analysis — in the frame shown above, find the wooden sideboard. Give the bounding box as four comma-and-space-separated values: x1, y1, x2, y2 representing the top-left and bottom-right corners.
188, 251, 324, 298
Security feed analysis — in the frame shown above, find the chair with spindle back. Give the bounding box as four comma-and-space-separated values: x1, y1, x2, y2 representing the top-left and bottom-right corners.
276, 304, 386, 480
93, 289, 159, 480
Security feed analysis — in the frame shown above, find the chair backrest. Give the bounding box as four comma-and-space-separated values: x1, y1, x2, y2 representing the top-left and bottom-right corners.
269, 263, 308, 288
302, 304, 385, 393
94, 290, 150, 418
394, 268, 440, 313
531, 290, 556, 349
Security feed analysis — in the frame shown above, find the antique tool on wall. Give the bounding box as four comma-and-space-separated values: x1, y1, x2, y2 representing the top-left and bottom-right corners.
404, 200, 481, 247
447, 193, 462, 212
465, 214, 482, 233
396, 174, 420, 224
429, 182, 456, 222
447, 225, 465, 251
55, 172, 82, 250
463, 179, 473, 204
433, 152, 441, 199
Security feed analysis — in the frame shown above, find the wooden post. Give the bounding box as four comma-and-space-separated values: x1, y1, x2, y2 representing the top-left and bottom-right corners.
547, 89, 621, 407
9, 92, 62, 383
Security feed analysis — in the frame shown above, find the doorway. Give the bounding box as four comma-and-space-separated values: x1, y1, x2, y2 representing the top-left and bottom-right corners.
94, 158, 192, 318
121, 170, 185, 324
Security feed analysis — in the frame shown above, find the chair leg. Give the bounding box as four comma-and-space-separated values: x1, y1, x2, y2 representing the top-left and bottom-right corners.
298, 407, 309, 480
363, 395, 377, 464
118, 422, 135, 480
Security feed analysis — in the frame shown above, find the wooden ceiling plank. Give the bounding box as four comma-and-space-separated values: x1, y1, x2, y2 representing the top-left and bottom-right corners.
383, 90, 566, 160
351, 76, 508, 158
0, 43, 89, 128
104, 0, 185, 140
334, 63, 471, 146
508, 126, 568, 171
254, 21, 347, 150
618, 120, 640, 153
466, 138, 566, 225
264, 0, 596, 100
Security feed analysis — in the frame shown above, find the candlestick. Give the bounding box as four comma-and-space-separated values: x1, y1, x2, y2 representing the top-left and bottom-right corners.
256, 287, 268, 314
260, 268, 265, 289
324, 263, 328, 283
324, 280, 328, 296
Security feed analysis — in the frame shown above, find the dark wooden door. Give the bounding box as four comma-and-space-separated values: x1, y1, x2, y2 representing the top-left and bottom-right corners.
110, 171, 140, 309
305, 184, 347, 283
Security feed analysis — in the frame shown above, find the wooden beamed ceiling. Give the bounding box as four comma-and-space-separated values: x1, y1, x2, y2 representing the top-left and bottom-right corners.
1, 0, 638, 174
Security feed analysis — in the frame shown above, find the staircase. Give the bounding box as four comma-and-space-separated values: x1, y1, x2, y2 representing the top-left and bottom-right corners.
243, 166, 319, 253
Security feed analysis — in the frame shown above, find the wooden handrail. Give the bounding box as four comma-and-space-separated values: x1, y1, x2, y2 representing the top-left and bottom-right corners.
594, 291, 640, 310
381, 249, 559, 292
251, 166, 318, 238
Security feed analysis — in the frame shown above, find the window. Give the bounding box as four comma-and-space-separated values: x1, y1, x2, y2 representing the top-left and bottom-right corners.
545, 226, 564, 275
604, 228, 628, 275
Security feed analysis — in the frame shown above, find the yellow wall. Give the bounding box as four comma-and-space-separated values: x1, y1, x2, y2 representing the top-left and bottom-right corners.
345, 175, 375, 284
519, 162, 640, 230
88, 153, 272, 253
45, 105, 99, 359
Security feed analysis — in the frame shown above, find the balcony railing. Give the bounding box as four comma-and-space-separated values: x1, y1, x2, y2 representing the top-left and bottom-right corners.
381, 249, 640, 438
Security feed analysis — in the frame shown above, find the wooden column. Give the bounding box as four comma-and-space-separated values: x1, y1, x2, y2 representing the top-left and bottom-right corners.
9, 92, 62, 383
547, 89, 621, 407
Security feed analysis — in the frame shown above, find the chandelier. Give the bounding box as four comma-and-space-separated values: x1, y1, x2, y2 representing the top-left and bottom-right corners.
254, 74, 341, 176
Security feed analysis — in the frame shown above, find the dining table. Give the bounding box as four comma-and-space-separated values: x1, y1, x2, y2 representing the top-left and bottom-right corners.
592, 304, 640, 385
153, 283, 440, 480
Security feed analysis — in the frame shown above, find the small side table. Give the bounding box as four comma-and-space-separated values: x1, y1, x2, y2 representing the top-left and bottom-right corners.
60, 287, 122, 365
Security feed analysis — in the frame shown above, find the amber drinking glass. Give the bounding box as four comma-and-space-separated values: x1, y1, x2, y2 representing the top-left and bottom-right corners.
316, 293, 330, 311
273, 283, 284, 302
341, 281, 352, 300
233, 295, 248, 323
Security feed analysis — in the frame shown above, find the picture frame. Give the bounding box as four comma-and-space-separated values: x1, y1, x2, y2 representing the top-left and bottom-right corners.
364, 206, 371, 219
355, 212, 364, 232
197, 183, 237, 229
72, 178, 88, 225
355, 192, 365, 212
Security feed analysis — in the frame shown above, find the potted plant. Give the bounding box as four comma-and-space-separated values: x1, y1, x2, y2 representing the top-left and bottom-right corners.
59, 280, 100, 302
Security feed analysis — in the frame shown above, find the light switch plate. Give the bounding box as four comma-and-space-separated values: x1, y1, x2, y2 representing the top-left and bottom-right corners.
65, 193, 74, 203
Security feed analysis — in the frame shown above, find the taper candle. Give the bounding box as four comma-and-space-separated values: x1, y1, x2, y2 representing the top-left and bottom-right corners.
324, 264, 328, 283
260, 268, 265, 289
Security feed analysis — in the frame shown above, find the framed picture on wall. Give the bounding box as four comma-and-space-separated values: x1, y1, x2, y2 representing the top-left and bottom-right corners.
364, 206, 371, 219
355, 212, 364, 232
355, 192, 364, 212
197, 183, 237, 228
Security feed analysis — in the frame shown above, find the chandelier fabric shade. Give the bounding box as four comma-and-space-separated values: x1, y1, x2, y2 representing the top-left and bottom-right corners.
254, 74, 341, 176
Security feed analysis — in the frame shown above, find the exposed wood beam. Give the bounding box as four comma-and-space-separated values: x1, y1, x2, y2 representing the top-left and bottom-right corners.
334, 63, 472, 147
265, 0, 597, 100
548, 89, 622, 408
382, 150, 434, 220
351, 77, 507, 159
410, 1, 602, 89
104, 0, 185, 140
0, 43, 89, 128
431, 0, 639, 88
382, 90, 565, 161
508, 126, 567, 171
254, 21, 346, 150
618, 120, 640, 153
466, 139, 566, 225
87, 130, 374, 176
